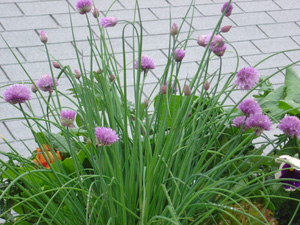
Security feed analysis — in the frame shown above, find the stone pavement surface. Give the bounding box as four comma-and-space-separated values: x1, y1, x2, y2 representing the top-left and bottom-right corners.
0, 0, 300, 159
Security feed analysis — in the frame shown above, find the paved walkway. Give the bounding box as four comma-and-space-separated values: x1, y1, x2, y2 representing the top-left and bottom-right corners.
0, 0, 300, 159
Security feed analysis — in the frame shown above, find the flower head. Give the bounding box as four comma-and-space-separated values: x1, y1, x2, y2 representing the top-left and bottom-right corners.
74, 69, 81, 79
245, 113, 272, 136
95, 127, 119, 146
205, 34, 225, 50
92, 8, 100, 18
40, 30, 48, 43
60, 110, 76, 127
135, 55, 155, 72
212, 44, 227, 57
279, 116, 300, 140
52, 61, 60, 69
37, 74, 58, 93
174, 49, 186, 62
237, 99, 262, 116
232, 116, 246, 128
221, 25, 232, 33
76, 0, 92, 14
170, 23, 178, 36
100, 17, 118, 28
3, 84, 31, 104
183, 84, 191, 96
221, 2, 233, 17
275, 155, 300, 191
234, 67, 260, 91
33, 144, 62, 169
197, 35, 206, 47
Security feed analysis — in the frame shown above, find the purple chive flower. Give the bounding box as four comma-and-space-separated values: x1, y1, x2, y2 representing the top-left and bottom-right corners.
174, 49, 186, 62
221, 25, 232, 33
221, 2, 233, 17
92, 8, 100, 18
276, 155, 300, 191
237, 99, 262, 116
76, 0, 92, 14
213, 44, 227, 57
40, 30, 48, 43
279, 116, 300, 140
232, 116, 246, 128
135, 55, 155, 72
204, 34, 225, 52
95, 127, 119, 146
100, 17, 118, 28
234, 67, 260, 91
197, 35, 206, 47
3, 84, 31, 104
37, 74, 59, 93
60, 110, 76, 127
170, 23, 178, 36
245, 113, 272, 136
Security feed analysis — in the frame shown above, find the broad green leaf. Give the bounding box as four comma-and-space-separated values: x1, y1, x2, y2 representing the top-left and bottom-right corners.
279, 99, 300, 115
62, 149, 87, 174
284, 67, 300, 104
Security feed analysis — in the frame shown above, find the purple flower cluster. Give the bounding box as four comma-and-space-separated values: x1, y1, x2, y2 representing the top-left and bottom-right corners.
135, 55, 155, 72
60, 110, 76, 128
174, 49, 186, 62
37, 74, 59, 93
3, 84, 31, 104
279, 116, 300, 140
100, 17, 118, 28
234, 67, 260, 91
95, 127, 119, 146
76, 0, 92, 14
221, 2, 233, 17
233, 99, 272, 136
198, 34, 227, 57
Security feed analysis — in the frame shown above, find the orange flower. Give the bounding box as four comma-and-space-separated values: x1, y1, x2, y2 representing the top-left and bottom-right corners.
33, 144, 62, 168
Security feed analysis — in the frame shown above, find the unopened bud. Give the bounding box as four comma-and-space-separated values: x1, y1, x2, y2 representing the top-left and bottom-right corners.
197, 35, 206, 47
39, 30, 48, 43
188, 112, 192, 117
52, 61, 61, 69
204, 80, 210, 91
74, 69, 81, 79
183, 84, 191, 96
144, 98, 149, 107
160, 85, 167, 95
110, 74, 115, 82
92, 8, 100, 18
31, 82, 38, 93
170, 23, 178, 36
87, 139, 92, 145
221, 25, 232, 33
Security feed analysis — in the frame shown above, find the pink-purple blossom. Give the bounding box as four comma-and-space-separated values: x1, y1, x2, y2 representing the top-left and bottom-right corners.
232, 116, 246, 128
40, 30, 48, 43
170, 23, 178, 36
60, 110, 76, 128
221, 25, 232, 33
3, 84, 31, 104
205, 34, 225, 50
135, 55, 155, 72
279, 116, 300, 140
76, 0, 92, 14
197, 35, 206, 47
95, 127, 119, 146
213, 44, 227, 57
221, 2, 233, 17
245, 113, 272, 136
234, 67, 260, 91
237, 99, 262, 116
100, 17, 118, 28
92, 8, 100, 18
174, 49, 186, 62
37, 74, 58, 93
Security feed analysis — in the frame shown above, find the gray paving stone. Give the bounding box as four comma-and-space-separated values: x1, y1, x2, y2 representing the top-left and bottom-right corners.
119, 0, 169, 9
222, 26, 267, 41
225, 41, 262, 57
0, 30, 43, 48
17, 1, 75, 16
253, 37, 299, 54
68, 0, 124, 11
285, 50, 300, 63
0, 101, 29, 121
1, 15, 58, 31
169, 0, 213, 6
0, 3, 23, 17
268, 10, 300, 23
259, 23, 300, 38
243, 53, 292, 70
258, 68, 285, 84
0, 139, 36, 161
0, 24, 4, 32
196, 3, 243, 16
191, 15, 234, 30
52, 12, 100, 27
292, 36, 300, 46
230, 12, 275, 26
274, 0, 300, 10
207, 57, 249, 75
91, 23, 141, 39
0, 48, 25, 65
142, 19, 192, 35
236, 1, 281, 12
0, 67, 9, 83
103, 8, 157, 22
0, 0, 38, 2
0, 122, 14, 144
43, 27, 94, 44
5, 120, 33, 141
19, 43, 78, 62
126, 34, 170, 51
150, 6, 202, 20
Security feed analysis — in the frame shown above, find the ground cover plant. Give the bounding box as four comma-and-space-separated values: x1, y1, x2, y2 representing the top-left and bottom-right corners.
1, 0, 300, 224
